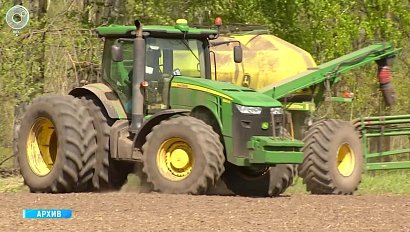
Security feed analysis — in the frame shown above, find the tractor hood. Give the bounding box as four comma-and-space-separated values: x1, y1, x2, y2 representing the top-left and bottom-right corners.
171, 76, 282, 107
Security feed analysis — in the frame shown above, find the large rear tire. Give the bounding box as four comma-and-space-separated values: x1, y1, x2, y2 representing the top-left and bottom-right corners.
142, 116, 225, 194
298, 119, 363, 195
16, 95, 93, 193
77, 96, 132, 191
223, 164, 296, 197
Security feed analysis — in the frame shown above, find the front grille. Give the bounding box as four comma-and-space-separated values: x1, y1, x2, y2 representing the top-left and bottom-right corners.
232, 106, 283, 157
271, 112, 283, 137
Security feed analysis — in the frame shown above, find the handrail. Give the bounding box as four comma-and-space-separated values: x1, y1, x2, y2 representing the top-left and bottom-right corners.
353, 114, 410, 171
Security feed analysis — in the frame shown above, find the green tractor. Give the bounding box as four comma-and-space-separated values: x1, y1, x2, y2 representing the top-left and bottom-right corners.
15, 19, 304, 196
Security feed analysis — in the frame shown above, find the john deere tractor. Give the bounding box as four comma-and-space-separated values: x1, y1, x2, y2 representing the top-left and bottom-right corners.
15, 19, 304, 196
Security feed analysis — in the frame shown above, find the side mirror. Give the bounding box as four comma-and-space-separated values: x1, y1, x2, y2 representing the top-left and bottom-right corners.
111, 44, 124, 62
233, 45, 243, 63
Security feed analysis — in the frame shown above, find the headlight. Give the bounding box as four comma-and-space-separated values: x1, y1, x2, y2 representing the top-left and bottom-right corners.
270, 108, 283, 115
236, 105, 262, 114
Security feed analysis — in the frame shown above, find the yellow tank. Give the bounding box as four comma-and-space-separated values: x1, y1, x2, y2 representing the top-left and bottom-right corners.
210, 34, 317, 90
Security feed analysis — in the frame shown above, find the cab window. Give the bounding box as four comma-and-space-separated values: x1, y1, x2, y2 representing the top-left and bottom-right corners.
102, 37, 207, 114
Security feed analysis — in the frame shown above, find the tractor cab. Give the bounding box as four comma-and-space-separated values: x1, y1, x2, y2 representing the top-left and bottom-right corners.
96, 19, 242, 115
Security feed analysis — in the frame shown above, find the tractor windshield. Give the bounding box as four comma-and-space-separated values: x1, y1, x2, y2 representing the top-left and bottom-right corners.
104, 37, 207, 113
106, 38, 206, 85
145, 37, 206, 78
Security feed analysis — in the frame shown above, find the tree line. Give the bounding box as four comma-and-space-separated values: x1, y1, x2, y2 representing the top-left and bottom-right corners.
1, 0, 410, 150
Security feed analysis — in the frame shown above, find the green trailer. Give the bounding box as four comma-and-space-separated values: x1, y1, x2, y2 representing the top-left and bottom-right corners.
211, 28, 401, 194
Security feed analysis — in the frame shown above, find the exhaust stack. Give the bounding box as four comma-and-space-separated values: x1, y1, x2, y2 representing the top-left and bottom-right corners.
129, 20, 145, 132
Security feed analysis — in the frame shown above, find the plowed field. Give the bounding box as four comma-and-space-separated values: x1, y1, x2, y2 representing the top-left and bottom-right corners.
1, 192, 409, 231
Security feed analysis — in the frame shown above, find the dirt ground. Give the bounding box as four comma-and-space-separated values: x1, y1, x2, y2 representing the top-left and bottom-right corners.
1, 191, 409, 232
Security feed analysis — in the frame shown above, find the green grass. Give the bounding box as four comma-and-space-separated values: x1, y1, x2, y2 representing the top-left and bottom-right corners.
286, 177, 307, 194
287, 171, 410, 195
358, 171, 410, 195
0, 176, 28, 192
0, 146, 13, 169
0, 146, 26, 192
1, 171, 410, 195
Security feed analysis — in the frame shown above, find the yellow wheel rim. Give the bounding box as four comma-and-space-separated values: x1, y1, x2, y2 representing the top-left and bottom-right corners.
337, 143, 355, 177
27, 117, 58, 176
156, 137, 194, 181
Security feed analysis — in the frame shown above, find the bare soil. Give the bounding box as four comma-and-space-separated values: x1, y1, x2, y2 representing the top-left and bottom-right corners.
1, 191, 409, 232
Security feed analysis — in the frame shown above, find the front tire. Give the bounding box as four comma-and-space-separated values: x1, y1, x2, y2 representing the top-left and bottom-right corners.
222, 127, 296, 197
298, 119, 363, 195
142, 116, 225, 194
223, 164, 296, 197
16, 95, 93, 193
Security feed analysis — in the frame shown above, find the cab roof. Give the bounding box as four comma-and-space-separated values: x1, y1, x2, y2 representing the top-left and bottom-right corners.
96, 22, 219, 39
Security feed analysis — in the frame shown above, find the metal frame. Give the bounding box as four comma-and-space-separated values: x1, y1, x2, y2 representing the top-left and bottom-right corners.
259, 43, 400, 102
353, 115, 410, 170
